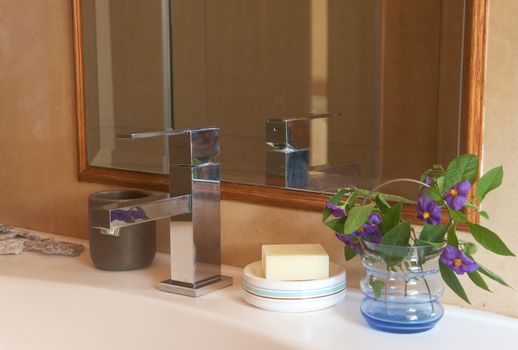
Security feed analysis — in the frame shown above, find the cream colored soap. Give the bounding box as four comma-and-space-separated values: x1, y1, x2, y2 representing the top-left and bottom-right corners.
261, 244, 329, 281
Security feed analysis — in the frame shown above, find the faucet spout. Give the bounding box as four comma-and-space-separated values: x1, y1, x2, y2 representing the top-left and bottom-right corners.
90, 194, 191, 230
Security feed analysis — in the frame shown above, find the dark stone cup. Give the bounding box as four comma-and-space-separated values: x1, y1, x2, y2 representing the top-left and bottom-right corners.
88, 190, 156, 271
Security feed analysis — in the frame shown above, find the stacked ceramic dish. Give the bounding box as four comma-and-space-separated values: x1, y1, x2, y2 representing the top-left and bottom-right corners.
242, 261, 346, 312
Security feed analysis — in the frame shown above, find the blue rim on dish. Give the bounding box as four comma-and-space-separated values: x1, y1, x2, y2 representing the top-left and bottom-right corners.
243, 280, 346, 299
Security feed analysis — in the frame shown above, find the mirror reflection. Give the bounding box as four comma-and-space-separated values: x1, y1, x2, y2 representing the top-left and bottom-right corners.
82, 0, 466, 199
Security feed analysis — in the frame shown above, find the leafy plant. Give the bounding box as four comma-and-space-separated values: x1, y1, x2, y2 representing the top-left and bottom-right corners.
323, 154, 513, 303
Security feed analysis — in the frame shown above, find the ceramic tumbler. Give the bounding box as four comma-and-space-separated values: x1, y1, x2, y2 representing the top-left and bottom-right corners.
88, 190, 156, 271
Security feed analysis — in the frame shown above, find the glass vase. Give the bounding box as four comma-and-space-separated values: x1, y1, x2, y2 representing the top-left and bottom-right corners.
360, 241, 444, 333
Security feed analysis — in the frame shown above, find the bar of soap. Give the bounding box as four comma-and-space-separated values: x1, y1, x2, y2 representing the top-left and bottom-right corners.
261, 244, 329, 281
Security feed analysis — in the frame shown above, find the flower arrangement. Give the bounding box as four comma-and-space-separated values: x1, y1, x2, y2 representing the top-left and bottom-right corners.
323, 154, 514, 303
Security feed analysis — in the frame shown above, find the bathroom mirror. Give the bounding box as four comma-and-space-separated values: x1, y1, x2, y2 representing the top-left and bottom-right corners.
74, 0, 487, 216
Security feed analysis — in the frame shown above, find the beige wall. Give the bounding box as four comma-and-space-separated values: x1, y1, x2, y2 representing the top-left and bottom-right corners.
0, 1, 118, 237
472, 0, 518, 317
1, 0, 518, 318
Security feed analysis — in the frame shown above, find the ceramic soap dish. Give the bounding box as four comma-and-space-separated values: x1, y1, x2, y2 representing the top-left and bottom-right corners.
242, 261, 346, 312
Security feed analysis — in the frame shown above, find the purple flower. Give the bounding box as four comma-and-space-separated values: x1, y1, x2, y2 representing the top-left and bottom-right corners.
335, 233, 361, 253
365, 213, 382, 235
420, 176, 433, 196
417, 197, 442, 225
326, 202, 346, 218
440, 245, 479, 274
369, 233, 383, 244
369, 212, 382, 226
351, 212, 382, 238
444, 180, 471, 210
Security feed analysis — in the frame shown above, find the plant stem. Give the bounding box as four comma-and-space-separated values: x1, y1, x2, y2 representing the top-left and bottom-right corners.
359, 239, 366, 252
410, 226, 418, 243
419, 264, 435, 313
398, 264, 409, 297
385, 267, 390, 315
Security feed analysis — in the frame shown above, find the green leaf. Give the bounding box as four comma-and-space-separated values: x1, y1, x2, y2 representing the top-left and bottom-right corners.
468, 223, 515, 256
476, 262, 511, 288
479, 210, 489, 220
419, 223, 447, 243
343, 204, 375, 234
447, 223, 459, 247
444, 154, 479, 188
380, 222, 411, 267
449, 209, 468, 224
436, 176, 445, 191
324, 217, 346, 233
370, 279, 385, 299
344, 246, 358, 261
381, 222, 411, 246
416, 226, 445, 264
440, 261, 470, 304
322, 208, 332, 222
477, 166, 503, 201
375, 194, 390, 213
381, 202, 403, 233
467, 270, 491, 292
427, 187, 443, 202
415, 239, 445, 249
344, 191, 358, 211
354, 189, 415, 205
329, 188, 351, 204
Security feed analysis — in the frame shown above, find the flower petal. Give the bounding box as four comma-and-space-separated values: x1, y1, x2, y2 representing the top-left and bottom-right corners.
450, 194, 467, 210
326, 202, 346, 218
335, 233, 361, 253
368, 213, 381, 226
456, 180, 472, 195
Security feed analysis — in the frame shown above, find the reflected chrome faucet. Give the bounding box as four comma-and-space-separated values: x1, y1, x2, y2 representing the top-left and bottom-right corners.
265, 113, 337, 189
90, 127, 232, 297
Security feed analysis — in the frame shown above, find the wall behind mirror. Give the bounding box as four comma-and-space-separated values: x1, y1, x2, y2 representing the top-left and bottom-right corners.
82, 0, 466, 200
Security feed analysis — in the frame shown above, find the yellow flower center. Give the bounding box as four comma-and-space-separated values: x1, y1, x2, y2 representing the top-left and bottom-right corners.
423, 211, 431, 219
358, 227, 364, 233
450, 189, 458, 196
454, 258, 463, 267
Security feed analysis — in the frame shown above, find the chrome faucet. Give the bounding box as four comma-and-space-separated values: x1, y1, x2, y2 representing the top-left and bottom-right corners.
90, 127, 232, 297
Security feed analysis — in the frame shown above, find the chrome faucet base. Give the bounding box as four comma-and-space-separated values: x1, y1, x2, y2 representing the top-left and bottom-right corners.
159, 275, 233, 297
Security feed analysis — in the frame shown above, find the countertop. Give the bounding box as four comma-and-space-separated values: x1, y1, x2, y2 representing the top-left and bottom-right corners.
1, 231, 518, 349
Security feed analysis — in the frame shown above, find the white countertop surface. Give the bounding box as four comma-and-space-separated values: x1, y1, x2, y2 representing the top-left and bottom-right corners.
1, 231, 518, 349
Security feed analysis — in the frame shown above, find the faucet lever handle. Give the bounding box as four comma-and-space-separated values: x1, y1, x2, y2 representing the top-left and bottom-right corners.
117, 127, 220, 165
116, 127, 218, 140
266, 112, 339, 149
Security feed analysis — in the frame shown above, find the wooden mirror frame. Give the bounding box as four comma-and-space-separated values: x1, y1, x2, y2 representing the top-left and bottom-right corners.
72, 0, 487, 223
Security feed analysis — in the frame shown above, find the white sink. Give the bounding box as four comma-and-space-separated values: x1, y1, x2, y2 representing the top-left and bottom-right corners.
1, 232, 517, 349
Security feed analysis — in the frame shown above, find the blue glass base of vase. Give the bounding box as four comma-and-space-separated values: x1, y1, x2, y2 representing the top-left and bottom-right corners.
360, 300, 443, 334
